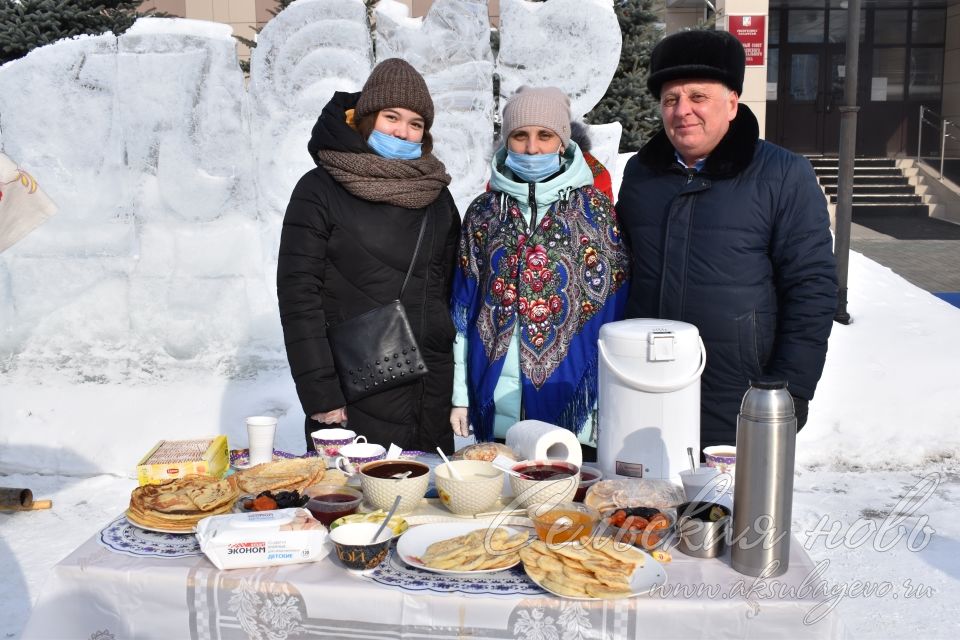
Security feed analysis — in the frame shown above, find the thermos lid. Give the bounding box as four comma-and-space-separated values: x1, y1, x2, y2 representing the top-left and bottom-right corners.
739, 379, 795, 420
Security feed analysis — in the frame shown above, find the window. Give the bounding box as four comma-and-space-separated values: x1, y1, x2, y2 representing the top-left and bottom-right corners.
871, 48, 905, 101
911, 10, 946, 45
874, 10, 908, 45
909, 49, 943, 99
788, 10, 825, 43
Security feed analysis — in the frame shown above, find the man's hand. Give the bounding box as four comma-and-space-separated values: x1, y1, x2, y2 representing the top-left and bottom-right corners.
311, 408, 347, 425
450, 407, 470, 437
792, 396, 809, 430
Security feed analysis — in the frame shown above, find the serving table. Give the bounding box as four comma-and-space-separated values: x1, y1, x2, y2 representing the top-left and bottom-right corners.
22, 498, 847, 640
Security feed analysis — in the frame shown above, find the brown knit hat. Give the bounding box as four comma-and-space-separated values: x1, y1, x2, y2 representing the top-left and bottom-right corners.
356, 58, 435, 130
501, 86, 571, 145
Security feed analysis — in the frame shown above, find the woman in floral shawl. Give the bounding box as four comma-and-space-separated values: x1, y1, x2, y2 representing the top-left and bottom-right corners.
449, 87, 630, 454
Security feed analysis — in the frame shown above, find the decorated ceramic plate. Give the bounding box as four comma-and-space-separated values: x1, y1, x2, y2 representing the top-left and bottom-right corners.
99, 514, 202, 558
396, 521, 523, 576
368, 545, 543, 597
330, 510, 409, 538
524, 547, 668, 600
229, 449, 307, 470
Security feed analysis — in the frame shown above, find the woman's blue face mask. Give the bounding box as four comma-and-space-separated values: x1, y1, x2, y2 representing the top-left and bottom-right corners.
367, 129, 422, 160
505, 149, 561, 183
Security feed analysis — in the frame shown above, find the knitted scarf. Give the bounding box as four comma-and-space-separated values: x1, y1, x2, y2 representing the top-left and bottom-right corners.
452, 186, 631, 441
314, 149, 451, 209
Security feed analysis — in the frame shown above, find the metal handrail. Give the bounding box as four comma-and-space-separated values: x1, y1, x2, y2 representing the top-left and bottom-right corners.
917, 105, 960, 182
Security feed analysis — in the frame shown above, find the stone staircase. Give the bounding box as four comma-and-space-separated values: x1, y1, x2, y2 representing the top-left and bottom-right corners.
807, 156, 931, 217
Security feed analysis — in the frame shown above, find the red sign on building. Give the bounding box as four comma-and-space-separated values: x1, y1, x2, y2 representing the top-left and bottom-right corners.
729, 15, 766, 66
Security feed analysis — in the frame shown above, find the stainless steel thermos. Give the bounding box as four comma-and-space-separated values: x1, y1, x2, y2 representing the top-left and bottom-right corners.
731, 380, 796, 577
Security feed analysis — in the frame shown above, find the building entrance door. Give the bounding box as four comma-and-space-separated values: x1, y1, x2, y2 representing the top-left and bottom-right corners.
778, 45, 844, 155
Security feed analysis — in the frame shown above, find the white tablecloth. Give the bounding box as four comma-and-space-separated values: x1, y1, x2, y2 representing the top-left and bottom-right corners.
22, 514, 848, 639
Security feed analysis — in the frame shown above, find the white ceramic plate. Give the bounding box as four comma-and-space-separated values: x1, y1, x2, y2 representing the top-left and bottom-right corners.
525, 546, 668, 600
397, 521, 523, 575
124, 510, 196, 535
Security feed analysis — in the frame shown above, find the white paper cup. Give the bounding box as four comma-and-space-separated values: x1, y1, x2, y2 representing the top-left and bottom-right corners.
246, 416, 278, 466
679, 467, 729, 503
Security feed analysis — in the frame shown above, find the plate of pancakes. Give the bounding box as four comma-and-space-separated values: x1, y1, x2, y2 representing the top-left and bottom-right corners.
518, 536, 668, 600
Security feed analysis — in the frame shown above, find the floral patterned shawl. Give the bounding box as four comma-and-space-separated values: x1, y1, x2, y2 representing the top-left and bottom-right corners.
452, 185, 630, 441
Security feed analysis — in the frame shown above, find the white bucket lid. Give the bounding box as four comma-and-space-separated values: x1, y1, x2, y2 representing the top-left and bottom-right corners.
600, 318, 701, 343
598, 319, 705, 391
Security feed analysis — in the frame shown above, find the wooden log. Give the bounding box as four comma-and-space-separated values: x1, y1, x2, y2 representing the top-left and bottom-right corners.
0, 487, 33, 509
20, 499, 52, 511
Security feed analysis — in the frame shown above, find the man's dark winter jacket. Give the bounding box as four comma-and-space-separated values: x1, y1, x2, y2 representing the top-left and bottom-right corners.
277, 92, 461, 453
616, 105, 837, 448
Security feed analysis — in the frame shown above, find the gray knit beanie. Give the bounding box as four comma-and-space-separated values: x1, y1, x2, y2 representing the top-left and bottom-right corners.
501, 86, 571, 146
356, 58, 435, 130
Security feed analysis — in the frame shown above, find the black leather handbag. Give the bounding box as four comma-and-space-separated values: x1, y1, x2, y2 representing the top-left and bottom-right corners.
327, 215, 429, 403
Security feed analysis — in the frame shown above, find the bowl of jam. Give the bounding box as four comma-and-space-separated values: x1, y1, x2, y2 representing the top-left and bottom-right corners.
304, 484, 362, 527
508, 460, 580, 509
527, 501, 600, 544
574, 465, 604, 502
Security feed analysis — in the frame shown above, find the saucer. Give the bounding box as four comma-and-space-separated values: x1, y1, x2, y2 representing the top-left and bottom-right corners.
230, 449, 301, 470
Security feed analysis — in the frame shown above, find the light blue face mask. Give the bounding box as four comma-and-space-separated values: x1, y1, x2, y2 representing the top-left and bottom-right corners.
504, 149, 562, 183
367, 129, 422, 160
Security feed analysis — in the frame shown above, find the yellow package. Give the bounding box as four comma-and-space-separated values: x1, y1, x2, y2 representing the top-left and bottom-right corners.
136, 436, 229, 485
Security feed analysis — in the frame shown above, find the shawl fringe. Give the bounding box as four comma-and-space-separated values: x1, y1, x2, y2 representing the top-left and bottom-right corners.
452, 298, 471, 336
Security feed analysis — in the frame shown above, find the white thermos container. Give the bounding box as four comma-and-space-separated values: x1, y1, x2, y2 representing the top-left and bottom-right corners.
597, 319, 706, 481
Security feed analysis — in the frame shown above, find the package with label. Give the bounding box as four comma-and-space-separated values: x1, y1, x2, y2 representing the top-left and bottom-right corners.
137, 436, 229, 486
195, 508, 330, 570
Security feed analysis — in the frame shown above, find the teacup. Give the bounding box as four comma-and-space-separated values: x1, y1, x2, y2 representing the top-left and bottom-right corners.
335, 442, 387, 475
703, 446, 737, 476
311, 427, 366, 458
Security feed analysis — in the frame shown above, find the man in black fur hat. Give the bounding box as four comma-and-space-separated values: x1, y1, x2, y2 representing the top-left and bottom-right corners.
617, 29, 838, 450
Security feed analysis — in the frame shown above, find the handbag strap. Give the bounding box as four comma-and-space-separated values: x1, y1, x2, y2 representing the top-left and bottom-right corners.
398, 213, 429, 299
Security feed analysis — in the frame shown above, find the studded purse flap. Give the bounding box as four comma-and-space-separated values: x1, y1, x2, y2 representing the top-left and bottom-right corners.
327, 299, 427, 403
326, 214, 429, 403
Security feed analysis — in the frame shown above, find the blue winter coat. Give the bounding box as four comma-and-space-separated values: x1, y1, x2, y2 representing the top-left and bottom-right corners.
616, 105, 837, 448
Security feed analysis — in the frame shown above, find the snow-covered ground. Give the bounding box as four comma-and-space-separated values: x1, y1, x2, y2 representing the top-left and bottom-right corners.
3, 249, 960, 639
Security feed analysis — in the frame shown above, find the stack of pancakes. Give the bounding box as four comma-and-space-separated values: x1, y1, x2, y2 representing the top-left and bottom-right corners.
126, 457, 326, 532
127, 475, 238, 533
232, 457, 326, 495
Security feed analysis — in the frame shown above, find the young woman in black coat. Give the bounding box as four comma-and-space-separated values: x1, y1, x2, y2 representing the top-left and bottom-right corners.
277, 59, 461, 454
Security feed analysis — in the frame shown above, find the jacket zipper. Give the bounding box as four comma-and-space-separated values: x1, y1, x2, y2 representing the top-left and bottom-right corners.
527, 182, 538, 233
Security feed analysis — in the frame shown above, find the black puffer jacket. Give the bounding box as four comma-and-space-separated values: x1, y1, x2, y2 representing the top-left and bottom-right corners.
277, 92, 461, 453
617, 105, 837, 448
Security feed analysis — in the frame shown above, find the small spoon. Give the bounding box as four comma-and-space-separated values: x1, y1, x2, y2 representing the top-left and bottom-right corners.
491, 453, 532, 479
436, 446, 464, 481
391, 471, 413, 481
372, 494, 401, 543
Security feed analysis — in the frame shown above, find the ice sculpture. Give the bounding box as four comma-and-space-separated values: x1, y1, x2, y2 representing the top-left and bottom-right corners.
0, 18, 257, 370
0, 0, 624, 474
497, 0, 621, 120
375, 0, 494, 213
248, 0, 372, 220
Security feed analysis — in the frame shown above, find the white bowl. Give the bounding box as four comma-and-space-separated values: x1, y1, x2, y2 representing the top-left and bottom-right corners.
508, 460, 580, 509
434, 460, 504, 516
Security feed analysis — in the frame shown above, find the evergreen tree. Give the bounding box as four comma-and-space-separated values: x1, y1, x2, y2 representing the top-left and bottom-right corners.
586, 0, 664, 152
0, 0, 162, 66
235, 0, 294, 72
